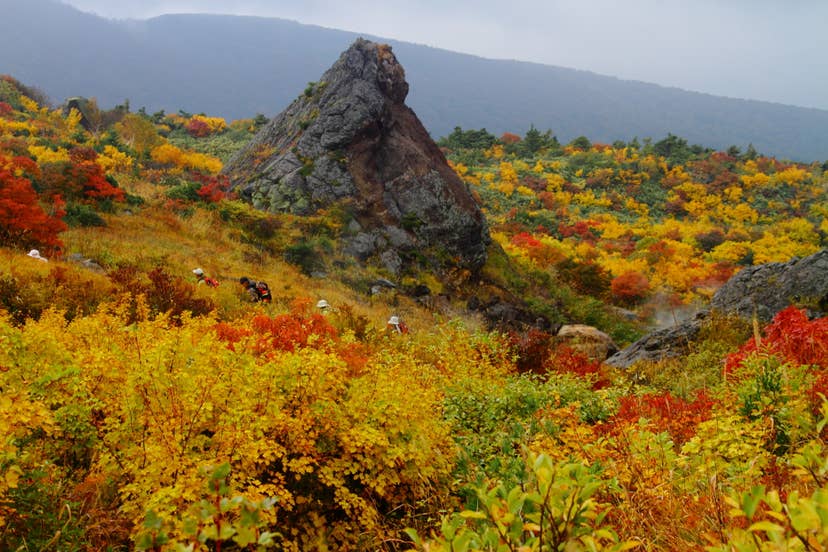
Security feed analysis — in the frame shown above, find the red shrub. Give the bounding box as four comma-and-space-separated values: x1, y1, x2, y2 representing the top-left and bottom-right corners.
38, 148, 125, 203
520, 174, 547, 192
338, 342, 370, 374
0, 155, 66, 253
69, 147, 125, 201
0, 101, 13, 117
144, 267, 215, 319
558, 220, 599, 241
185, 118, 211, 137
249, 304, 339, 356
807, 372, 828, 419
511, 231, 542, 249
214, 322, 253, 352
508, 329, 554, 374
608, 390, 716, 446
193, 173, 232, 203
725, 307, 828, 373
106, 266, 215, 323
548, 346, 609, 389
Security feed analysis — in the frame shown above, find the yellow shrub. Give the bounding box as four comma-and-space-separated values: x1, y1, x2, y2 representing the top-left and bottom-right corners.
96, 144, 134, 173
150, 143, 222, 174
27, 144, 70, 164
499, 161, 518, 186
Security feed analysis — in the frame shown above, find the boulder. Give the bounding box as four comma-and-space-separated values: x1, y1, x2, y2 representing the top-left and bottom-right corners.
556, 324, 619, 361
223, 38, 490, 272
65, 252, 105, 273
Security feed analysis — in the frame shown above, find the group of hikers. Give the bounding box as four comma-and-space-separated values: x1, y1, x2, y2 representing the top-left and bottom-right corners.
317, 299, 408, 333
191, 266, 407, 332
24, 249, 404, 331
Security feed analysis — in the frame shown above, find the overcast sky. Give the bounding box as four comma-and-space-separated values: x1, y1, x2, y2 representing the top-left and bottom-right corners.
59, 0, 828, 111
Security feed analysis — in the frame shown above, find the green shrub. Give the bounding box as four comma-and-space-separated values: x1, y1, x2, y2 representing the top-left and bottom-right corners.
165, 181, 201, 202
407, 454, 631, 551
284, 241, 323, 275
64, 202, 106, 227
443, 374, 595, 486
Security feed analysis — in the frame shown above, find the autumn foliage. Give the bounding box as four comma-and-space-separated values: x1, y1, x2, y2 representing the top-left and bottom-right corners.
3, 78, 828, 550
725, 306, 828, 372
605, 390, 716, 445
610, 270, 650, 305
0, 154, 66, 252
38, 146, 125, 202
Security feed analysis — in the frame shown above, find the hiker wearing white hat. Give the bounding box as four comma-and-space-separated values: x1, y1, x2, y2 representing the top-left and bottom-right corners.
27, 249, 47, 262
387, 315, 408, 334
316, 299, 330, 310
193, 268, 219, 287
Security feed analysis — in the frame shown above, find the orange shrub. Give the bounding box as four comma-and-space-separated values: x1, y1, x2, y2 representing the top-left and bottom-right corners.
610, 271, 650, 306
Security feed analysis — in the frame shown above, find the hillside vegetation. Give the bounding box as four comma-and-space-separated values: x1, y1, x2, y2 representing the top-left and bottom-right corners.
1, 75, 828, 551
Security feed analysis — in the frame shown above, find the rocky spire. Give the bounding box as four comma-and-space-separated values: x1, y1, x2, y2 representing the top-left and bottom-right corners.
223, 38, 490, 273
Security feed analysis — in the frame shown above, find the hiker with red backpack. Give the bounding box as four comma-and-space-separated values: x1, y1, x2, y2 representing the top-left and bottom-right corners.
239, 276, 271, 303
193, 268, 219, 287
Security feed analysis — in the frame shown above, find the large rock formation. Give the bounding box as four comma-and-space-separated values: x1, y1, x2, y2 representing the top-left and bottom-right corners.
223, 39, 490, 273
607, 249, 828, 368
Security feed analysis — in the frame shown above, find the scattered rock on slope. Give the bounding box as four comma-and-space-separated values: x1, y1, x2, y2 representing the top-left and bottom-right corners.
607, 249, 828, 368
557, 324, 619, 361
223, 38, 490, 273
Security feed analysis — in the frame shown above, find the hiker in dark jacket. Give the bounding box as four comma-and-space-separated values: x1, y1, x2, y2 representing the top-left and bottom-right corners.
239, 276, 271, 303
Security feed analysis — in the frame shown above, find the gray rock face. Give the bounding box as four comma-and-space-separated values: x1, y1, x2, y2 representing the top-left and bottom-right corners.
223, 38, 490, 271
710, 249, 828, 322
605, 317, 704, 368
607, 249, 828, 368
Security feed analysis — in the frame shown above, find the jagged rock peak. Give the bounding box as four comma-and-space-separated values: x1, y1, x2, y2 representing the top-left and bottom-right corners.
223, 38, 490, 273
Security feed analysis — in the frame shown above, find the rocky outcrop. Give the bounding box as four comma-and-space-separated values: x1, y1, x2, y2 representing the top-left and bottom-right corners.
607, 249, 828, 368
223, 39, 490, 273
605, 316, 704, 368
709, 249, 828, 321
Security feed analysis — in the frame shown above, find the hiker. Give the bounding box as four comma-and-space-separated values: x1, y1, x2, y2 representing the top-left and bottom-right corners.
239, 276, 271, 303
387, 315, 408, 334
316, 299, 330, 312
27, 249, 47, 262
193, 268, 219, 287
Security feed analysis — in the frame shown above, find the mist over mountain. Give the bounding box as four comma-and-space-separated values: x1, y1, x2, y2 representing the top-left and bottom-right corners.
2, 0, 827, 161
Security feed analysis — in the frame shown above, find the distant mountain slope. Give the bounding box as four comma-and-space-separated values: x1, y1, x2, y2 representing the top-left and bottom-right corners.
2, 0, 827, 161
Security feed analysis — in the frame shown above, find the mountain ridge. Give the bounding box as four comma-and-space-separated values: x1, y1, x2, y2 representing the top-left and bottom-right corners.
2, 0, 827, 161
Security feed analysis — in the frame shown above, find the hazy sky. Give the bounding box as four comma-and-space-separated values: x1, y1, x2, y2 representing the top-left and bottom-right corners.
59, 0, 828, 111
